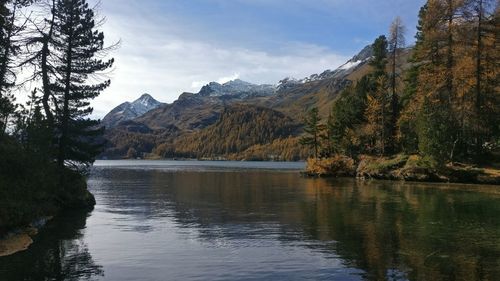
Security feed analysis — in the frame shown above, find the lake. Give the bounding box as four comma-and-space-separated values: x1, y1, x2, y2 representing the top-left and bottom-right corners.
1, 160, 499, 280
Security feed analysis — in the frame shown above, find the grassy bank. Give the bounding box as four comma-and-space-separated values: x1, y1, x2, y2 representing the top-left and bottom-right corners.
303, 154, 500, 185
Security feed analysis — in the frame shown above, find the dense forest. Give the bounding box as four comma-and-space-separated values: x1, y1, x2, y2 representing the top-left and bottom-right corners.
302, 0, 499, 178
153, 105, 309, 161
0, 0, 114, 231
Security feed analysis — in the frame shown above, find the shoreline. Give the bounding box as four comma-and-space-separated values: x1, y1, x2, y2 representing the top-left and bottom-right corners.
302, 155, 500, 186
0, 187, 95, 258
0, 217, 53, 257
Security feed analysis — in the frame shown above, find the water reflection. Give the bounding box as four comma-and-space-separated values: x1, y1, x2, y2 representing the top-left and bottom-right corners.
90, 168, 500, 280
2, 166, 499, 281
300, 179, 500, 280
0, 210, 103, 281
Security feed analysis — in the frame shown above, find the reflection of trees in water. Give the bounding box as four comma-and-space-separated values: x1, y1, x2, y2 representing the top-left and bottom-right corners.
0, 211, 103, 281
90, 168, 500, 280
299, 179, 500, 281
164, 173, 500, 281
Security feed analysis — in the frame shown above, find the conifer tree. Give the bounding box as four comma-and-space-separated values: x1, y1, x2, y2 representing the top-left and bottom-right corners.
363, 36, 391, 155
0, 0, 33, 133
411, 0, 463, 163
388, 17, 406, 150
460, 0, 498, 157
49, 0, 114, 167
300, 107, 321, 159
24, 0, 58, 126
397, 5, 427, 154
370, 35, 388, 79
364, 76, 391, 156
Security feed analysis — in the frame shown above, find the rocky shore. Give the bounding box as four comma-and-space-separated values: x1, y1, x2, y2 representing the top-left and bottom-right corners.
0, 184, 95, 257
302, 155, 500, 185
0, 217, 52, 257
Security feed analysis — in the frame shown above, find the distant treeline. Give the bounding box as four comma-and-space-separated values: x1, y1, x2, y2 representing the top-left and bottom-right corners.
0, 0, 114, 230
301, 0, 499, 166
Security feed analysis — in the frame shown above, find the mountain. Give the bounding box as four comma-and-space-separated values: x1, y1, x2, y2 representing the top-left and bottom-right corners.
134, 80, 276, 131
198, 79, 276, 97
101, 94, 163, 129
100, 44, 412, 160
277, 44, 373, 90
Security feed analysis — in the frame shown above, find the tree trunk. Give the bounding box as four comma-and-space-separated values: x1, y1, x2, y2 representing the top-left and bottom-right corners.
41, 0, 56, 126
391, 39, 399, 153
446, 0, 455, 103
475, 0, 484, 154
58, 8, 75, 167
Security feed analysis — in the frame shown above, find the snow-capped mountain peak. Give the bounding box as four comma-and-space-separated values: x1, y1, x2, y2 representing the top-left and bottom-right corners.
198, 79, 276, 97
278, 44, 374, 89
102, 94, 164, 128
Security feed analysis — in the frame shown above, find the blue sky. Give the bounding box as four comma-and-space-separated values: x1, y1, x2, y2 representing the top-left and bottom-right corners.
92, 0, 426, 117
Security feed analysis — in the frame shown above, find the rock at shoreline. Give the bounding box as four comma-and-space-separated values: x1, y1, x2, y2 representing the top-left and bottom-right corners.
0, 230, 36, 257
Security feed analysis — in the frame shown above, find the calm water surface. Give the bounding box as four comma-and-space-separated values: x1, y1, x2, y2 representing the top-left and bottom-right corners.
1, 160, 499, 280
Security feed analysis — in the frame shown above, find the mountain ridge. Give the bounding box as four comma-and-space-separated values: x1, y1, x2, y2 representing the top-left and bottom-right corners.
101, 93, 164, 129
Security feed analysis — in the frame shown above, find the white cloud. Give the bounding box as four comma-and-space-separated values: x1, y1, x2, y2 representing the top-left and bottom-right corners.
191, 81, 208, 89
217, 73, 240, 84
88, 1, 350, 118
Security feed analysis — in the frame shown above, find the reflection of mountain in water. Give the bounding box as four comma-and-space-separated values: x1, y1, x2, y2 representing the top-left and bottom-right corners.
90, 168, 500, 281
0, 210, 103, 281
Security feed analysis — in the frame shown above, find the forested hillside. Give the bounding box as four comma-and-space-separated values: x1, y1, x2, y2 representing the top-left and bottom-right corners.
153, 105, 308, 161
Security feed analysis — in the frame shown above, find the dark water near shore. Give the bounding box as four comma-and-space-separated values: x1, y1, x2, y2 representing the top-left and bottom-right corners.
1, 160, 499, 280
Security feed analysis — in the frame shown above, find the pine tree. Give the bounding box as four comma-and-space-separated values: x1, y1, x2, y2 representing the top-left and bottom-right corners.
364, 76, 391, 156
460, 0, 498, 158
50, 0, 114, 167
326, 79, 370, 157
410, 0, 464, 163
417, 97, 459, 164
388, 17, 406, 151
300, 107, 322, 159
362, 36, 391, 155
370, 35, 388, 79
0, 0, 16, 96
0, 0, 33, 134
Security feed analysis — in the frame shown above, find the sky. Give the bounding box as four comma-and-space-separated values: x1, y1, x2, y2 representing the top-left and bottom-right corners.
90, 0, 426, 118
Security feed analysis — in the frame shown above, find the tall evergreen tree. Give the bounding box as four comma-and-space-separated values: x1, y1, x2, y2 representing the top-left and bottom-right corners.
411, 0, 463, 163
0, 0, 16, 96
370, 35, 388, 79
363, 36, 391, 155
388, 17, 406, 150
0, 0, 33, 133
364, 76, 391, 156
300, 107, 321, 159
50, 0, 114, 167
460, 0, 498, 157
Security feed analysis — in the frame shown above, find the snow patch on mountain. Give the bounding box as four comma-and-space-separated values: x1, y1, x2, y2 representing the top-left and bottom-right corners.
277, 44, 374, 90
198, 79, 276, 97
339, 60, 362, 70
